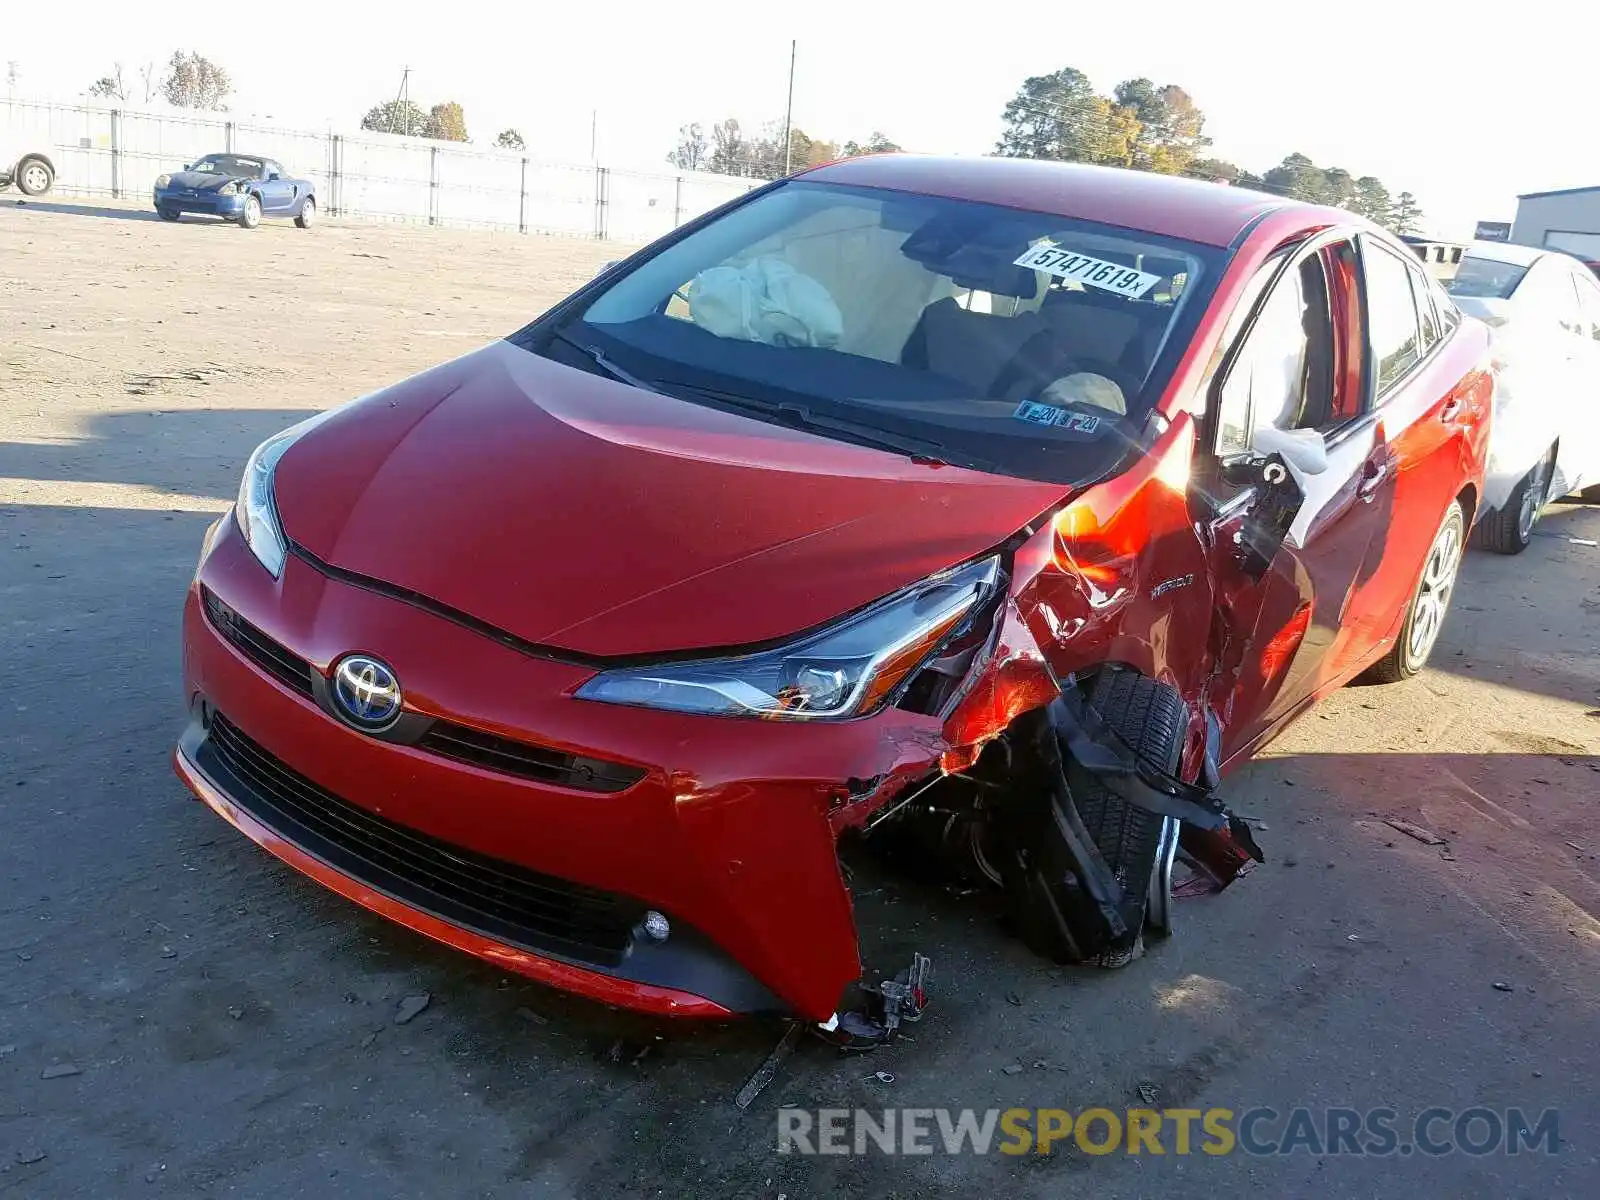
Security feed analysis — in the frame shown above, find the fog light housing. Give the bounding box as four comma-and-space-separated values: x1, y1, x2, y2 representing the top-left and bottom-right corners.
641, 911, 671, 942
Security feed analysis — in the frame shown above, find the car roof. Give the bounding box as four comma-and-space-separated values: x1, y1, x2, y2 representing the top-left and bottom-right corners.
798, 154, 1302, 248
1462, 240, 1545, 267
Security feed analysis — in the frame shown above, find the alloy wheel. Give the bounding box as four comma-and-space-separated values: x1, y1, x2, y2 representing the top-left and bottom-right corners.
1408, 518, 1462, 665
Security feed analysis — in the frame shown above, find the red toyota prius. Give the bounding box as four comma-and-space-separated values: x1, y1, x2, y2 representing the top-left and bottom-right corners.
175, 156, 1490, 1026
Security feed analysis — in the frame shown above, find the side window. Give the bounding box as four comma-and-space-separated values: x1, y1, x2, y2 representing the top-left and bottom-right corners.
1216, 248, 1337, 457
1408, 263, 1441, 354
1517, 264, 1584, 335
1360, 239, 1422, 396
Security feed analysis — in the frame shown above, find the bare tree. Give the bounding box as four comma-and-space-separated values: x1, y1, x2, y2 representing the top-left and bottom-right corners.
139, 62, 159, 105
162, 51, 232, 111
89, 64, 128, 102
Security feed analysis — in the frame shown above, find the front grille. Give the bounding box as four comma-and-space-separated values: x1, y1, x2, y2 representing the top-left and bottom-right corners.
202, 712, 645, 966
200, 587, 643, 793
202, 587, 315, 698
417, 722, 646, 793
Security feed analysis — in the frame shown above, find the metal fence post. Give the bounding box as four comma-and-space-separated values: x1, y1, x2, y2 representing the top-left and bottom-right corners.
109, 109, 122, 198
328, 133, 340, 216
429, 145, 439, 226
519, 157, 528, 235
673, 175, 683, 228
594, 165, 609, 240
225, 120, 234, 153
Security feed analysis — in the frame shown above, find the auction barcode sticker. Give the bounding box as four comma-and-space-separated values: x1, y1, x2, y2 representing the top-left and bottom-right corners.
1013, 243, 1161, 298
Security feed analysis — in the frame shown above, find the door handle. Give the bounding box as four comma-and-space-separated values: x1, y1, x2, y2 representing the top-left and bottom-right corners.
1358, 457, 1390, 499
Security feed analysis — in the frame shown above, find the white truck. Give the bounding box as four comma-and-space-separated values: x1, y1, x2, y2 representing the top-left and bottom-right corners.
0, 142, 56, 196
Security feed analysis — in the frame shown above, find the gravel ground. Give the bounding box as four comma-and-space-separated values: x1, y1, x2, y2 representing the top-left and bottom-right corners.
3, 195, 1598, 1199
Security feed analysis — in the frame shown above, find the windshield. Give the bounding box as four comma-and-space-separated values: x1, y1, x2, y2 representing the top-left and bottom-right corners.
192, 155, 264, 178
532, 180, 1223, 485
1445, 254, 1531, 299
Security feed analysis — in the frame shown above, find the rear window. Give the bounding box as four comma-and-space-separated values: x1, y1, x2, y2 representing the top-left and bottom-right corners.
540, 180, 1225, 485
1444, 255, 1531, 299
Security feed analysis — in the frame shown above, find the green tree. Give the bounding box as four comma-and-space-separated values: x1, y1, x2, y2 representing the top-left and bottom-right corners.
994, 67, 1106, 162
495, 128, 526, 151
1392, 191, 1423, 236
667, 122, 708, 170
425, 101, 468, 142
361, 99, 429, 136
842, 131, 902, 157
1113, 78, 1209, 174
1352, 176, 1393, 225
1189, 157, 1243, 183
161, 50, 231, 111
707, 118, 747, 175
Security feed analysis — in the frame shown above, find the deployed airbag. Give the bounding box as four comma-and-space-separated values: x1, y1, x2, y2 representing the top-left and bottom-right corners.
688, 257, 844, 350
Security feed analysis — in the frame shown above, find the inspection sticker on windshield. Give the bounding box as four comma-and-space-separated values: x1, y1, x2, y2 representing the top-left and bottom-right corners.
1014, 400, 1102, 433
1012, 243, 1161, 298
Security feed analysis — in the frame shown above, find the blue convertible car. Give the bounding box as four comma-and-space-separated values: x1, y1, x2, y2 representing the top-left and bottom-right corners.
152, 153, 316, 229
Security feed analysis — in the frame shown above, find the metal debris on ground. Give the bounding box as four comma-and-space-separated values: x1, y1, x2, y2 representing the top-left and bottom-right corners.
871, 1070, 896, 1084
1002, 1064, 1024, 1076
1492, 982, 1515, 992
40, 1063, 82, 1079
16, 1148, 47, 1165
734, 1021, 805, 1110
1004, 991, 1022, 1007
393, 993, 431, 1025
1383, 818, 1447, 846
1136, 1082, 1159, 1104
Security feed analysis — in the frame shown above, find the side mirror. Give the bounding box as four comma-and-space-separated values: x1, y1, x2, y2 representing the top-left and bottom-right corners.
594, 259, 619, 278
1252, 426, 1328, 477
268, 171, 282, 181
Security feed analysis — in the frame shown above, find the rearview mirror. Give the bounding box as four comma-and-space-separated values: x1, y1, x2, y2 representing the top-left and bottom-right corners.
1251, 426, 1328, 476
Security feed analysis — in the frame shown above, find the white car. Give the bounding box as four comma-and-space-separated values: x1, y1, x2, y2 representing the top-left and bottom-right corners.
1423, 241, 1600, 552
0, 144, 55, 196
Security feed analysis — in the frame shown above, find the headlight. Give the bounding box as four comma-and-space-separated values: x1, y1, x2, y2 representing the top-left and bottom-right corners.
219, 181, 238, 195
576, 556, 1002, 720
234, 410, 340, 577
155, 174, 171, 188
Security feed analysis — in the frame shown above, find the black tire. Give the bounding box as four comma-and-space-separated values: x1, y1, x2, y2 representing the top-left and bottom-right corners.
1013, 670, 1183, 967
1472, 449, 1552, 555
1363, 500, 1465, 683
238, 194, 262, 229
157, 207, 180, 222
294, 196, 316, 229
15, 155, 53, 196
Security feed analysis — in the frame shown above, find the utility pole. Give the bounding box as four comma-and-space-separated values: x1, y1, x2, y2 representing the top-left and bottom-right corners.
392, 66, 410, 134
782, 40, 796, 176
590, 109, 597, 161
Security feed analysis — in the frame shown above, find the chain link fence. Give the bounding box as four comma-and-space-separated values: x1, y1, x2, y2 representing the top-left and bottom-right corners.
1, 98, 757, 241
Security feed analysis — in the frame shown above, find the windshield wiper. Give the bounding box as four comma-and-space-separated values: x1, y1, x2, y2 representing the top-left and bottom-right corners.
660, 382, 979, 469
552, 329, 664, 395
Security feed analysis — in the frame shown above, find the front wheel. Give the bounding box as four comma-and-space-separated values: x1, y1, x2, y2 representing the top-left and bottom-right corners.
157, 207, 180, 222
294, 196, 316, 229
1363, 500, 1465, 683
1473, 448, 1553, 554
238, 194, 262, 229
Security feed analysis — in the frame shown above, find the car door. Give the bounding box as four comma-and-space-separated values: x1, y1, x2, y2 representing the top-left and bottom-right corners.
1198, 231, 1395, 767
1562, 268, 1600, 493
1336, 236, 1486, 666
259, 160, 294, 213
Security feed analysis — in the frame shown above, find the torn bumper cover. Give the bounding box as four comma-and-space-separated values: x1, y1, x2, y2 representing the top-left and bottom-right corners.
179, 502, 1260, 1026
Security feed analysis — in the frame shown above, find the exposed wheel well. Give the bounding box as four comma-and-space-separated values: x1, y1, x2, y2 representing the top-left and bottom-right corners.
17, 151, 55, 175
1456, 482, 1477, 531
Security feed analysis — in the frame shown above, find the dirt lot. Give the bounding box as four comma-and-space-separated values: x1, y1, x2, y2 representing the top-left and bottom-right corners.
3, 196, 1599, 1199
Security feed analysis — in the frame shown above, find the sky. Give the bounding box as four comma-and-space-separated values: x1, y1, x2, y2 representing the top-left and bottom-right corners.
6, 0, 1597, 239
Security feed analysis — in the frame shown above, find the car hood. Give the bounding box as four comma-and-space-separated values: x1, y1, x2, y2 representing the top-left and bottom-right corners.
166, 171, 240, 191
273, 340, 1066, 658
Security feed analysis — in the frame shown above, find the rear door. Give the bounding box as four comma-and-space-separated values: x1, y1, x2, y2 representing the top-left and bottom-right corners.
1337, 236, 1487, 663
1199, 231, 1395, 765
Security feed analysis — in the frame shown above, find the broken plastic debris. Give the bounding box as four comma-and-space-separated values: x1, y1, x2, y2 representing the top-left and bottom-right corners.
1384, 818, 1446, 846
